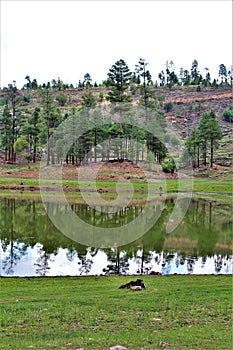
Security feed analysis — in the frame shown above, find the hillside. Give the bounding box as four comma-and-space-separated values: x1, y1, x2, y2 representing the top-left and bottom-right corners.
0, 85, 232, 170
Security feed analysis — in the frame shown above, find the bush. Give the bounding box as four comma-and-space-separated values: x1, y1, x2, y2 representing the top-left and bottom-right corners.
0, 98, 9, 106
223, 109, 233, 123
99, 92, 104, 102
22, 94, 31, 103
162, 157, 177, 174
163, 101, 173, 112
130, 84, 138, 95
14, 136, 28, 154
55, 93, 68, 106
24, 153, 32, 161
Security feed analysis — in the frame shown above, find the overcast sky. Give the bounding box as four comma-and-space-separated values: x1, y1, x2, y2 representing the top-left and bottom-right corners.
1, 0, 232, 88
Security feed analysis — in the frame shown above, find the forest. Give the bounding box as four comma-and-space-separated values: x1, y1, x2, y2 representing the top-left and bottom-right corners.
0, 58, 232, 172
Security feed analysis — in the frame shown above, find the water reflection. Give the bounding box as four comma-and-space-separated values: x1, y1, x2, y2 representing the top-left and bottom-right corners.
0, 197, 232, 276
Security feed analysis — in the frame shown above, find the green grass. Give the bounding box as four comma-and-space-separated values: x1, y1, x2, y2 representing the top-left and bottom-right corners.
192, 179, 232, 194
0, 176, 232, 194
0, 276, 232, 349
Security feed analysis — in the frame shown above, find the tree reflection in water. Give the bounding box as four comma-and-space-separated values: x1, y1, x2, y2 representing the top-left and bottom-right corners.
34, 243, 53, 276
1, 241, 28, 275
0, 197, 232, 276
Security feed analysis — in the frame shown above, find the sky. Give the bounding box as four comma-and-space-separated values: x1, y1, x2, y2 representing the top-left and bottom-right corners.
1, 0, 232, 89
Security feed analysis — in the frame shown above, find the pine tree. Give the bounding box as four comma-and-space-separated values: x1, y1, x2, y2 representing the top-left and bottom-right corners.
83, 73, 92, 88
191, 59, 200, 85
107, 59, 132, 132
23, 107, 41, 163
218, 64, 227, 84
185, 128, 201, 168
0, 105, 12, 161
158, 70, 165, 86
107, 59, 132, 103
135, 58, 152, 120
5, 82, 21, 162
40, 87, 61, 165
198, 111, 222, 167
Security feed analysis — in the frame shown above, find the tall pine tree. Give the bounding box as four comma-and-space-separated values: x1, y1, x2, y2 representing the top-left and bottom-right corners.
107, 59, 132, 132
198, 111, 222, 167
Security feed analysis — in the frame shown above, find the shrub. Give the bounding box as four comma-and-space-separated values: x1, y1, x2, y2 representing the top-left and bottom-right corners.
130, 84, 138, 95
162, 157, 177, 174
55, 93, 68, 106
163, 101, 173, 112
14, 136, 28, 154
0, 98, 9, 106
99, 92, 104, 102
23, 95, 31, 103
223, 109, 233, 123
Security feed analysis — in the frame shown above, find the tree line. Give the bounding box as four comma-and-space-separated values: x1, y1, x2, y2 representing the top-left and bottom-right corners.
1, 59, 232, 91
0, 58, 229, 170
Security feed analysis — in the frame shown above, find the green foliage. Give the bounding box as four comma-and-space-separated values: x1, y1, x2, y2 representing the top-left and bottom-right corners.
0, 97, 9, 106
13, 136, 29, 153
55, 93, 68, 106
0, 105, 12, 154
183, 69, 191, 85
22, 94, 31, 103
130, 84, 137, 95
162, 157, 177, 173
212, 79, 218, 87
1, 83, 21, 162
0, 63, 231, 168
81, 92, 97, 107
158, 70, 165, 86
186, 111, 223, 168
84, 73, 92, 88
40, 88, 62, 165
99, 91, 104, 101
22, 107, 41, 163
222, 106, 233, 122
199, 111, 222, 145
185, 127, 201, 168
219, 63, 227, 83
191, 59, 201, 84
135, 58, 152, 109
107, 59, 132, 103
163, 101, 173, 112
165, 60, 179, 88
24, 153, 32, 161
145, 112, 167, 163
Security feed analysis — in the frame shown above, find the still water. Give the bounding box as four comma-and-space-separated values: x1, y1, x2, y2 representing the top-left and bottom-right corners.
0, 197, 232, 276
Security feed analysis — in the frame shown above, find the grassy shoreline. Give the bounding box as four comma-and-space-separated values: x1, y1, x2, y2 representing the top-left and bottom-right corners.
1, 275, 232, 350
0, 177, 232, 193
0, 162, 232, 203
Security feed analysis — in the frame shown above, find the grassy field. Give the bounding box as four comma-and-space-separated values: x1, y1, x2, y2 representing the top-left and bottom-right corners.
0, 176, 232, 194
0, 160, 232, 203
0, 276, 232, 350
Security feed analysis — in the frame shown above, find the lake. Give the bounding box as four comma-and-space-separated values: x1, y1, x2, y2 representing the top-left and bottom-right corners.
0, 196, 232, 276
